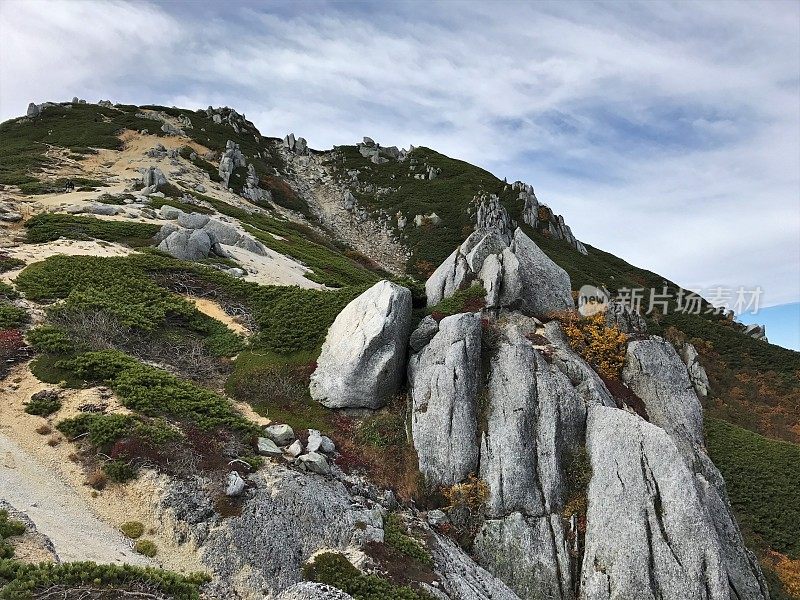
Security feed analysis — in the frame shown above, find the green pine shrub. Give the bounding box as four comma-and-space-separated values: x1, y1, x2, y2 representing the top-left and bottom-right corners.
303, 552, 434, 600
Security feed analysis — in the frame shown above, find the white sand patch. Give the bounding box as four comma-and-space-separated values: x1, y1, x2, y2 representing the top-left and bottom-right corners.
220, 244, 325, 289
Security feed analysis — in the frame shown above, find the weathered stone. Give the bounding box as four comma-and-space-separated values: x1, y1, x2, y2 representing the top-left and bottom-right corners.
202, 218, 241, 246
679, 342, 710, 397
479, 322, 584, 518
257, 437, 283, 457
429, 531, 522, 600
622, 337, 704, 451
409, 313, 481, 486
604, 301, 647, 333
474, 513, 572, 600
157, 228, 212, 261
409, 315, 439, 353
26, 103, 40, 118
218, 140, 245, 187
427, 509, 449, 527
311, 281, 412, 409
177, 212, 210, 229
225, 471, 246, 496
141, 166, 167, 189
511, 229, 573, 317
298, 452, 331, 475
581, 406, 742, 600
265, 424, 295, 446
286, 440, 303, 458
159, 205, 183, 220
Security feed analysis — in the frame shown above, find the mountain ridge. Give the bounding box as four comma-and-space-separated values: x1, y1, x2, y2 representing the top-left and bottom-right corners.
0, 98, 798, 599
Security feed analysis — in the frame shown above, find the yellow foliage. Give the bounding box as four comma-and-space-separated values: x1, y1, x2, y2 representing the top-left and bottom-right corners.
443, 474, 489, 511
561, 313, 627, 380
768, 551, 800, 598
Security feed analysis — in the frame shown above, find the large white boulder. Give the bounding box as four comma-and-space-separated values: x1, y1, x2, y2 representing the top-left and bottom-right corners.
310, 280, 412, 409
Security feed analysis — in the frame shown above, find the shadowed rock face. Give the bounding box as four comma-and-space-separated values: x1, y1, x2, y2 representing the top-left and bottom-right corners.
408, 312, 482, 486
310, 280, 412, 409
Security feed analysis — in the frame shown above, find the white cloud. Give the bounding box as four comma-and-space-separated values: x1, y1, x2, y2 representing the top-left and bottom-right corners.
1, 0, 797, 305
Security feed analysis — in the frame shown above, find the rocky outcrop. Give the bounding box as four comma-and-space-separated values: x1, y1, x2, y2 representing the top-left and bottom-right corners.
516, 182, 587, 255
475, 195, 514, 244
158, 228, 212, 261
429, 530, 522, 600
475, 513, 572, 600
283, 133, 308, 155
479, 322, 584, 518
426, 228, 574, 318
141, 166, 167, 191
542, 321, 616, 408
156, 467, 384, 598
580, 406, 768, 600
470, 319, 584, 600
157, 215, 268, 261
622, 338, 704, 452
219, 140, 246, 188
621, 338, 769, 599
310, 281, 412, 409
678, 342, 710, 397
242, 163, 271, 205
408, 313, 481, 486
743, 323, 767, 341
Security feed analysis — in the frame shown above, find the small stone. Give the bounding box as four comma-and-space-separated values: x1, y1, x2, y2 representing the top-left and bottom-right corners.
265, 424, 295, 446
427, 509, 449, 527
298, 452, 330, 475
286, 440, 303, 457
225, 471, 246, 496
257, 437, 283, 458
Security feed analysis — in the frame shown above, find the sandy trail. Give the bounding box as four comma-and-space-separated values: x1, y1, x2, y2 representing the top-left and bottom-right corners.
0, 433, 151, 565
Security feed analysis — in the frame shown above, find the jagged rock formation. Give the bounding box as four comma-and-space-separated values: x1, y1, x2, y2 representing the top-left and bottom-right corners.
603, 301, 647, 333
219, 140, 246, 188
283, 133, 308, 155
678, 342, 710, 397
408, 313, 482, 486
141, 165, 167, 192
426, 227, 573, 318
515, 182, 587, 255
310, 280, 412, 409
581, 406, 730, 599
429, 532, 522, 600
475, 195, 514, 244
242, 163, 271, 204
619, 337, 769, 599
154, 466, 384, 599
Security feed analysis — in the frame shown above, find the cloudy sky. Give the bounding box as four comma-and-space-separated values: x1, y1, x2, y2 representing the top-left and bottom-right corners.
1, 0, 799, 314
